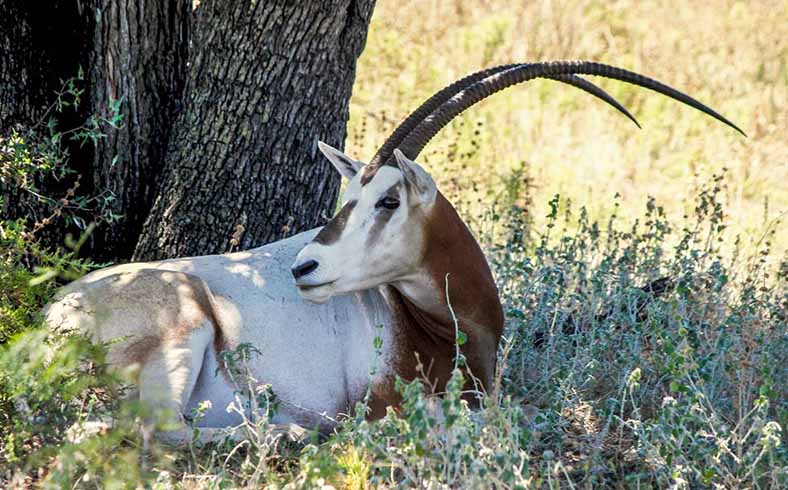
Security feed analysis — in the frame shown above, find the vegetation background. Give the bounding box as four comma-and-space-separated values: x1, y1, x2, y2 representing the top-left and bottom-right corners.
1, 0, 786, 488
349, 0, 786, 253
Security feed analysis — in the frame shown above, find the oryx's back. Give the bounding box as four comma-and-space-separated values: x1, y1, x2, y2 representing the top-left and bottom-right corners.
44, 229, 392, 430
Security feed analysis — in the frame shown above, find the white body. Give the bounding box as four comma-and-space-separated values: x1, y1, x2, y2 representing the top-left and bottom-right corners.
45, 229, 395, 432
42, 61, 738, 444
44, 145, 504, 444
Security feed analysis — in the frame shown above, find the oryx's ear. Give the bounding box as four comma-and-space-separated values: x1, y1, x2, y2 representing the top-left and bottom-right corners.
318, 141, 364, 180
393, 149, 437, 204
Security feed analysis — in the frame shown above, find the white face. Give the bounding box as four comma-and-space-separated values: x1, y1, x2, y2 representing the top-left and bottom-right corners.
292, 142, 438, 303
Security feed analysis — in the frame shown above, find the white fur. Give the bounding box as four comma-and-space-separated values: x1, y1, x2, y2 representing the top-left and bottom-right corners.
46, 230, 396, 434
44, 143, 441, 440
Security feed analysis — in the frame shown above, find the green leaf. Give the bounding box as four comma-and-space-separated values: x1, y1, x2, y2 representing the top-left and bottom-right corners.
456, 329, 468, 346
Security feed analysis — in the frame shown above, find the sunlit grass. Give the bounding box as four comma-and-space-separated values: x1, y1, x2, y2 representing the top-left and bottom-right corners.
348, 0, 787, 256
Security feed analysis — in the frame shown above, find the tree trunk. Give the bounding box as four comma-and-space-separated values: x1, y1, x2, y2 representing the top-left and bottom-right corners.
0, 0, 92, 243
0, 1, 90, 131
133, 0, 376, 260
2, 0, 375, 263
88, 0, 190, 261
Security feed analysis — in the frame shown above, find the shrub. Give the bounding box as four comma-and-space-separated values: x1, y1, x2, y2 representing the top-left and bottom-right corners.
2, 166, 786, 488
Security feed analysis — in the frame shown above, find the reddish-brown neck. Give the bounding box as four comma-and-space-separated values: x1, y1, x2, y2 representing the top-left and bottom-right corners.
387, 192, 504, 401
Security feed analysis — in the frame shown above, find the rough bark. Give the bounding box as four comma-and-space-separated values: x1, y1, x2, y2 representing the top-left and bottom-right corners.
134, 0, 376, 260
0, 2, 46, 132
88, 0, 190, 261
0, 0, 92, 241
0, 1, 87, 130
2, 0, 374, 262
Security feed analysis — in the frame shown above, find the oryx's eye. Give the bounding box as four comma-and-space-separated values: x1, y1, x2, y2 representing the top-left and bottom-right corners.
375, 197, 400, 210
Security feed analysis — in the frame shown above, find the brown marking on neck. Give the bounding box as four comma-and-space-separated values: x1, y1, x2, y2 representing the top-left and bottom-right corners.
367, 192, 504, 418
313, 200, 357, 245
415, 192, 503, 391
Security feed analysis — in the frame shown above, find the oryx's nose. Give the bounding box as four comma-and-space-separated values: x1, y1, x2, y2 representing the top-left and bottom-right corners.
291, 259, 319, 280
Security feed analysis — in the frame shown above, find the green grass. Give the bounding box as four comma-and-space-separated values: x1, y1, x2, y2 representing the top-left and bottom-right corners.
2, 0, 787, 488
3, 174, 785, 488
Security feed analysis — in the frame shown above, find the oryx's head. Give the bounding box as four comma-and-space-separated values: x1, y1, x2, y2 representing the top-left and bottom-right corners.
292, 144, 436, 303
292, 61, 743, 303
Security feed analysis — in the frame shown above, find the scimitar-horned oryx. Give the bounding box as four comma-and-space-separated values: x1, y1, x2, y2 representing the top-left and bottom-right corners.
44, 61, 743, 444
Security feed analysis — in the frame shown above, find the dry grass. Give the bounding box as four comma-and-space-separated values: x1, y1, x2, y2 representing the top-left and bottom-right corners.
348, 0, 787, 254
3, 1, 786, 488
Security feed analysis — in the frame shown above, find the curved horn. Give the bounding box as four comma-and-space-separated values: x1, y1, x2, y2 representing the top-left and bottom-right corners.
549, 74, 641, 129
369, 64, 640, 167
397, 61, 745, 161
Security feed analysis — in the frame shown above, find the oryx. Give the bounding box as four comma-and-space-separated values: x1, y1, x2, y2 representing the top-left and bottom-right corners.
44, 61, 742, 444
